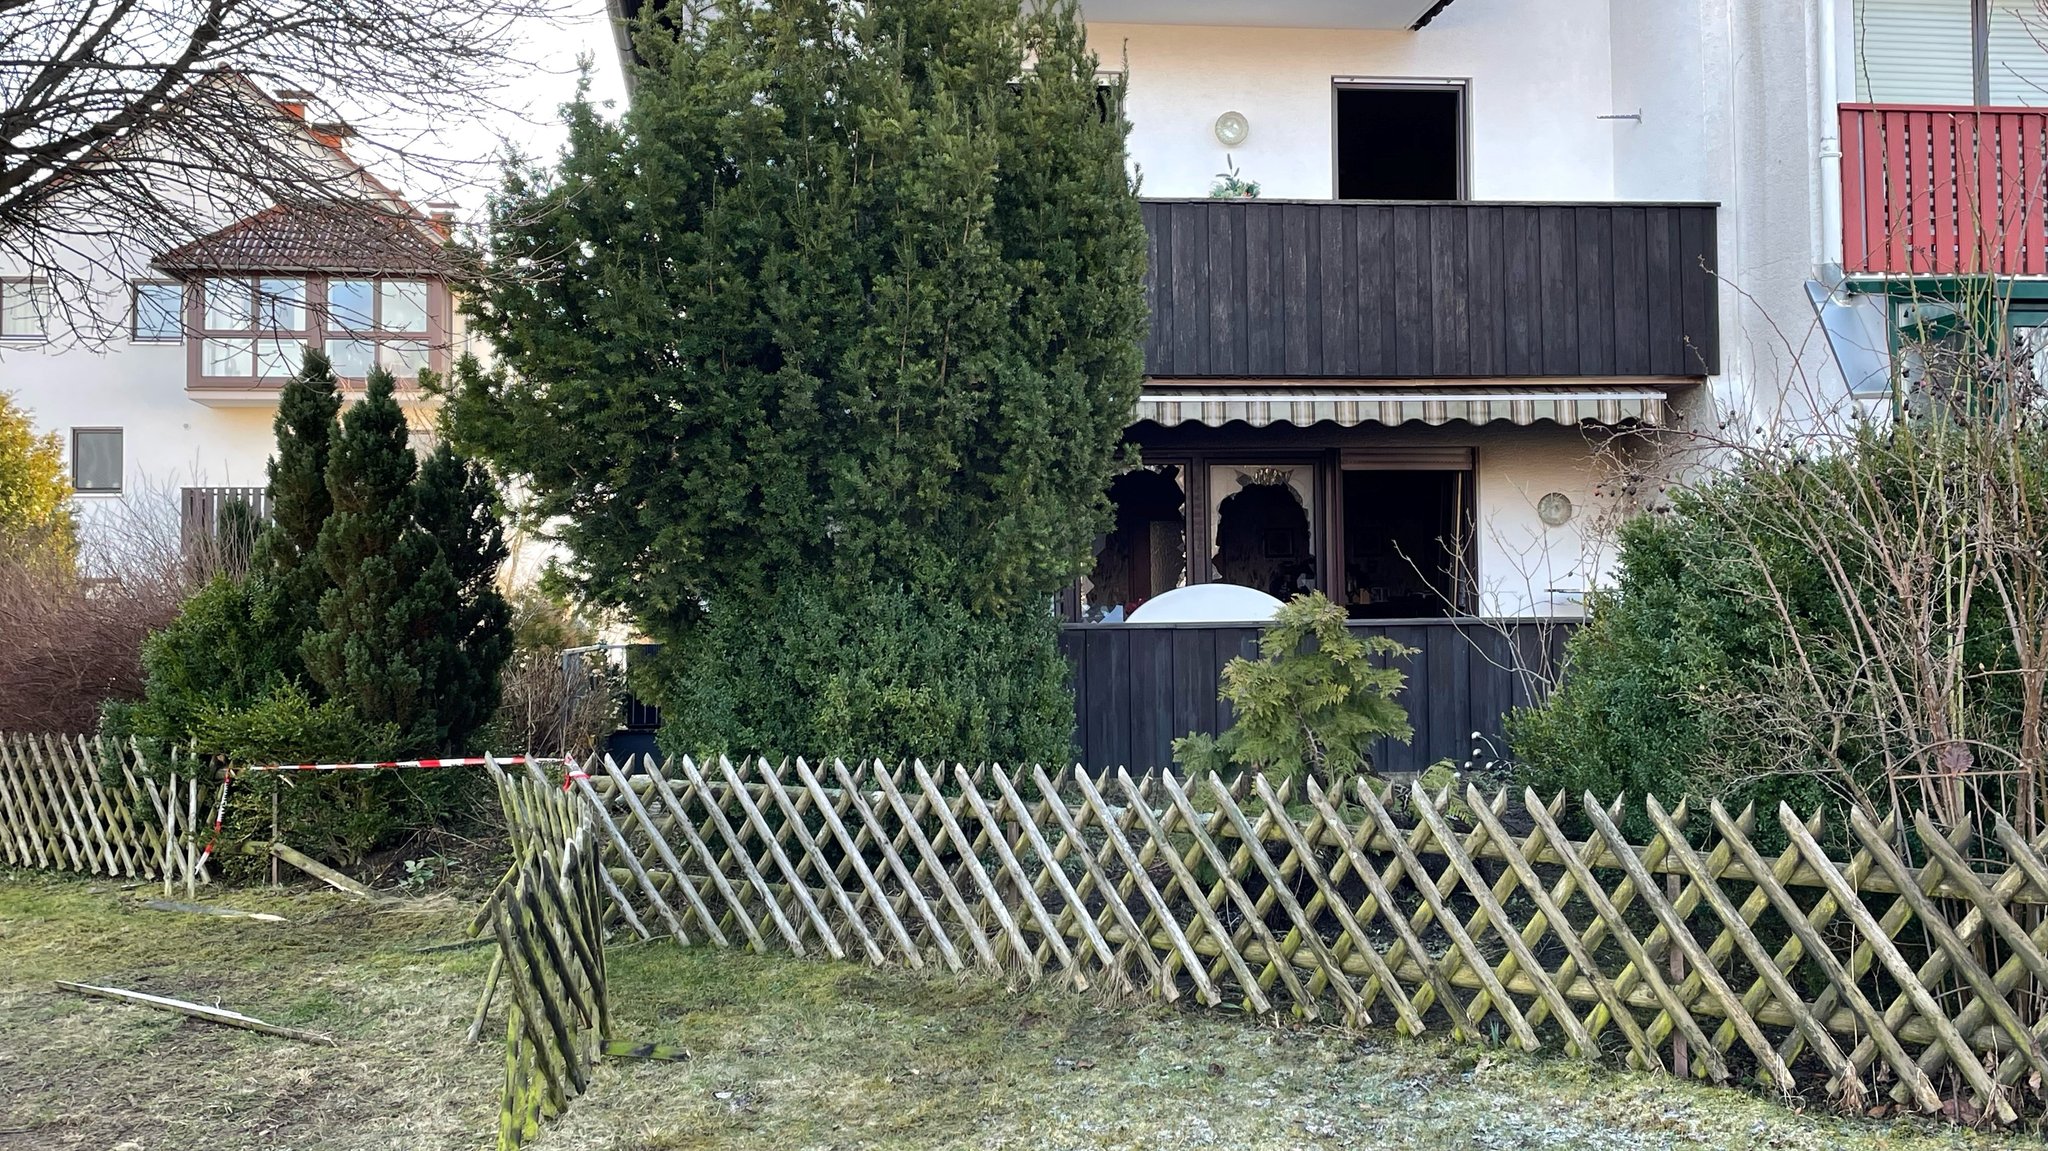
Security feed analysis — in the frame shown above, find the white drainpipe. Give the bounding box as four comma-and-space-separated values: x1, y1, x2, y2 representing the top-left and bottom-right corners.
1818, 0, 1845, 280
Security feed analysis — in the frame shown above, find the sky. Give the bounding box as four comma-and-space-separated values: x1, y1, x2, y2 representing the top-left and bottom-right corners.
343, 1, 631, 219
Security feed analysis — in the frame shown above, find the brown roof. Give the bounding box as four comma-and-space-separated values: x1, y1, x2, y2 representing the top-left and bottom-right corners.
153, 200, 454, 278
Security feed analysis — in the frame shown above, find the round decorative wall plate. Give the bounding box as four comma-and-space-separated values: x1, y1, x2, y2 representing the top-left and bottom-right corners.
1214, 110, 1250, 147
1537, 491, 1574, 527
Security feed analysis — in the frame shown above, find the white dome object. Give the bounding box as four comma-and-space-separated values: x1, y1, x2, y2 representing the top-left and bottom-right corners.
1125, 584, 1285, 624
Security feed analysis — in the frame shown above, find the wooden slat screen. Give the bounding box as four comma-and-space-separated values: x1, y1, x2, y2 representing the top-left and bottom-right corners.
1139, 200, 1720, 380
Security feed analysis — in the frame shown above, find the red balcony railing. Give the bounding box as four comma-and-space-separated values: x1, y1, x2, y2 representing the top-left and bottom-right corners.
1841, 103, 2048, 276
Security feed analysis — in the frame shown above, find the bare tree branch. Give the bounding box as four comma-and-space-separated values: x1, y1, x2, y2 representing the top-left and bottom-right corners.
0, 0, 581, 344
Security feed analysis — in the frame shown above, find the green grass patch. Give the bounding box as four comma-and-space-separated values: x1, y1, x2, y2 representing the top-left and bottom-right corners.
2, 872, 2044, 1150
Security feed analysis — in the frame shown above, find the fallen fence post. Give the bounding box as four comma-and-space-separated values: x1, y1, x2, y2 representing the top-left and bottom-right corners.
54, 981, 338, 1046
270, 842, 381, 901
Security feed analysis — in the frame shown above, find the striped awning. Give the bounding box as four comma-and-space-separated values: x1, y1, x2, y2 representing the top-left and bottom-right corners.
1133, 385, 1670, 430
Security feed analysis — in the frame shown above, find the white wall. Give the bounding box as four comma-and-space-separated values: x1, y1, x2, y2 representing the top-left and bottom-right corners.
0, 334, 277, 534
1093, 0, 1619, 201
1469, 423, 1625, 617
0, 278, 464, 544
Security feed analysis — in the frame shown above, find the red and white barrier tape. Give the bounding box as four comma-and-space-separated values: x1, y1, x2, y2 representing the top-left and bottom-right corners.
197, 756, 566, 864
240, 756, 515, 774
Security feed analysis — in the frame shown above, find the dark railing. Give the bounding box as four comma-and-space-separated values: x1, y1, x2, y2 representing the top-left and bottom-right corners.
1060, 617, 1572, 777
1139, 198, 1720, 380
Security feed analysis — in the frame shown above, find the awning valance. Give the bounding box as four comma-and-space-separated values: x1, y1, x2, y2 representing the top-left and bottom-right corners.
1133, 384, 1671, 430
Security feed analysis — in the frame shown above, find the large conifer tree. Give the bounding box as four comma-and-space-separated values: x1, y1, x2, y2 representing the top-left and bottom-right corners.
303, 368, 462, 751
448, 0, 1147, 762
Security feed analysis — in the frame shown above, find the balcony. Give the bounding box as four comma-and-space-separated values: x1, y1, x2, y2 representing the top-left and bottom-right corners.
1139, 199, 1720, 380
1840, 103, 2048, 277
179, 486, 270, 556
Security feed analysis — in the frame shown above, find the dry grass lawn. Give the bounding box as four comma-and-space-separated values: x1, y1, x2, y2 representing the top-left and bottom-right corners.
2, 872, 2045, 1150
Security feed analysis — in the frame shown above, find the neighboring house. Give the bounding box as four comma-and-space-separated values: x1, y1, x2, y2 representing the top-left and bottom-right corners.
0, 79, 468, 554
1823, 0, 2048, 397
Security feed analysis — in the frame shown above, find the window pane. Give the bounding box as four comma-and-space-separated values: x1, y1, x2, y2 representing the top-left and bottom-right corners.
255, 339, 304, 379
1989, 3, 2048, 104
380, 280, 428, 333
257, 278, 305, 332
133, 282, 183, 340
327, 337, 374, 378
203, 337, 252, 377
2, 281, 48, 337
327, 279, 374, 331
1208, 463, 1318, 598
1335, 87, 1462, 200
204, 279, 252, 330
1853, 0, 1974, 104
73, 429, 122, 493
1081, 465, 1186, 622
381, 339, 429, 377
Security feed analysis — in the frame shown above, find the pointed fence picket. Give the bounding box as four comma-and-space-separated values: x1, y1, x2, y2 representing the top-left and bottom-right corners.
570, 753, 2048, 1124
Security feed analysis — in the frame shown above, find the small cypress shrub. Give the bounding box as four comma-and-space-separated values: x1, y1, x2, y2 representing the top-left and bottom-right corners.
303, 368, 463, 753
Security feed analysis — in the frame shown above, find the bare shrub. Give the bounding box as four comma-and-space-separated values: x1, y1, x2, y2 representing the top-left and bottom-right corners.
487, 649, 620, 762
0, 492, 195, 731
481, 588, 620, 760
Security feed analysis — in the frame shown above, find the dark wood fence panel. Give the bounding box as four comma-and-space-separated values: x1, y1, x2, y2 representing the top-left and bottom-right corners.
1060, 619, 1569, 775
178, 486, 271, 556
1139, 199, 1720, 381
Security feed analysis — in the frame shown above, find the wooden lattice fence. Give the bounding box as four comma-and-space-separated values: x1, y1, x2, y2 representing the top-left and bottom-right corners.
573, 753, 2048, 1124
477, 761, 611, 1151
0, 733, 208, 892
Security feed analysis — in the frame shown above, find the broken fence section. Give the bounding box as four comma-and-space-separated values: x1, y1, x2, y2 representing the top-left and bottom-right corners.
0, 733, 209, 893
480, 760, 611, 1151
574, 752, 2048, 1125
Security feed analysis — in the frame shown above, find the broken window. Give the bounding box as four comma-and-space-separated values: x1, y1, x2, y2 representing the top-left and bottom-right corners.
1209, 464, 1317, 599
1080, 465, 1187, 622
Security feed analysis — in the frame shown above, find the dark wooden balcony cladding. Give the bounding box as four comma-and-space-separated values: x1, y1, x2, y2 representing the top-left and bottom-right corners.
1140, 199, 1720, 380
1060, 617, 1572, 776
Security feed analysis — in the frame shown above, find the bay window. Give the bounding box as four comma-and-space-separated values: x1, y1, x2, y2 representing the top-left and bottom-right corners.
323, 278, 434, 380
191, 275, 440, 386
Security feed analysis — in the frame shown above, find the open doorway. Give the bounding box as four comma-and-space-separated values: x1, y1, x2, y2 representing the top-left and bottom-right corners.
1334, 83, 1465, 201
1341, 469, 1468, 618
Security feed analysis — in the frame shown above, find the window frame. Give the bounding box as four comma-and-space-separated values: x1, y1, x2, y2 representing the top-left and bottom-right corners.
1856, 0, 2044, 106
321, 276, 435, 381
130, 279, 186, 343
1329, 76, 1471, 202
0, 276, 53, 340
71, 427, 123, 495
185, 274, 445, 390
196, 276, 310, 382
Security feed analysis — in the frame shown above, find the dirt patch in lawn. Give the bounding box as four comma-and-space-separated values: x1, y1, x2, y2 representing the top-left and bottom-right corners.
2, 872, 2044, 1150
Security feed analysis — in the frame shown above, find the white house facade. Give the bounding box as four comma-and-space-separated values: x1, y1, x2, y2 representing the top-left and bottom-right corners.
0, 81, 470, 554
